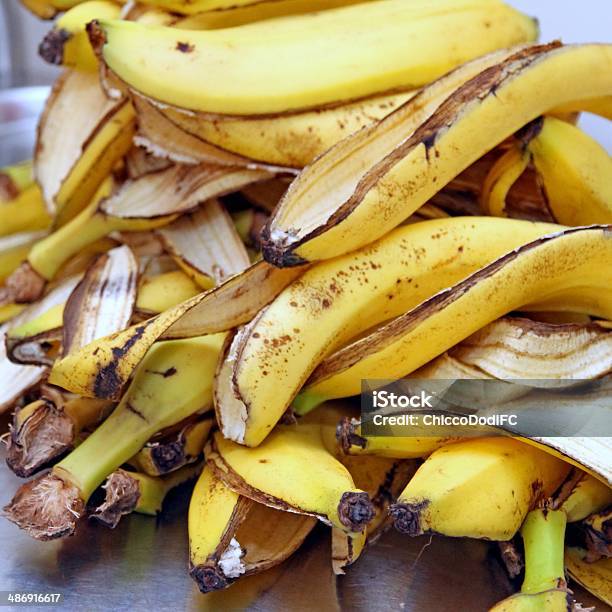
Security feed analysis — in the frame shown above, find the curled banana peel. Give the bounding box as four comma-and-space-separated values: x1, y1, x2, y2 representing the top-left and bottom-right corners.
5, 394, 113, 478
482, 116, 612, 225
188, 464, 316, 593
4, 244, 136, 364
263, 43, 612, 265
136, 90, 417, 169
91, 0, 537, 115
92, 461, 203, 528
158, 198, 251, 290
207, 426, 375, 535
35, 70, 135, 226
3, 333, 224, 540
215, 217, 559, 447
565, 546, 612, 607
39, 1, 122, 72
480, 146, 532, 218
527, 117, 612, 226
0, 276, 81, 414
490, 506, 572, 612
48, 260, 303, 399
389, 438, 570, 540
303, 226, 612, 402
128, 416, 214, 477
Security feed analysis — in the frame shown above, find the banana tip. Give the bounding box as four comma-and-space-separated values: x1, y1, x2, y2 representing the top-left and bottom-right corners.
189, 563, 231, 593
38, 29, 70, 66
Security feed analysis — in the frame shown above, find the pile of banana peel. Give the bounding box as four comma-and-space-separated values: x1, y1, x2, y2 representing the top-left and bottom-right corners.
1, 0, 612, 608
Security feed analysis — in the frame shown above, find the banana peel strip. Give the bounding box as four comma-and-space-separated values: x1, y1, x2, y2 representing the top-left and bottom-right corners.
35, 69, 134, 223
450, 317, 612, 381
100, 163, 272, 220
49, 260, 304, 398
565, 546, 612, 606
62, 245, 138, 356
263, 42, 612, 265
132, 94, 257, 168
307, 226, 612, 393
142, 89, 416, 169
158, 199, 251, 288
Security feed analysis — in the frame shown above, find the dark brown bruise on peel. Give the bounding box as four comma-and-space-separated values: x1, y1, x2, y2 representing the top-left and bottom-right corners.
0, 173, 19, 200
38, 28, 71, 66
0, 262, 46, 305
2, 473, 84, 540
336, 417, 367, 453
389, 500, 429, 536
6, 400, 74, 478
308, 225, 611, 383
86, 20, 106, 59
92, 321, 152, 400
90, 470, 141, 529
176, 41, 195, 53
261, 42, 564, 267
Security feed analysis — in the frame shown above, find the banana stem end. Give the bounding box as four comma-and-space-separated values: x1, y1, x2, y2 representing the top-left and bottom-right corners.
90, 470, 141, 529
389, 501, 428, 536
338, 492, 375, 533
3, 473, 83, 540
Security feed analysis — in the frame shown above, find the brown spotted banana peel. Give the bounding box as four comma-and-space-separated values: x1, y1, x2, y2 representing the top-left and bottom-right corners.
565, 546, 612, 607
214, 217, 560, 448
262, 42, 612, 266
300, 226, 612, 403
188, 463, 316, 593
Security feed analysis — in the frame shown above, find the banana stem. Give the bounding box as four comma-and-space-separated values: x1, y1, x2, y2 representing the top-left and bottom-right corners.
521, 507, 567, 594
55, 402, 174, 500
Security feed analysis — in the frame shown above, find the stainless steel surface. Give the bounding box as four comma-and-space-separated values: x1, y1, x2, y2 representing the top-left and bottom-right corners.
0, 86, 49, 166
0, 439, 605, 611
